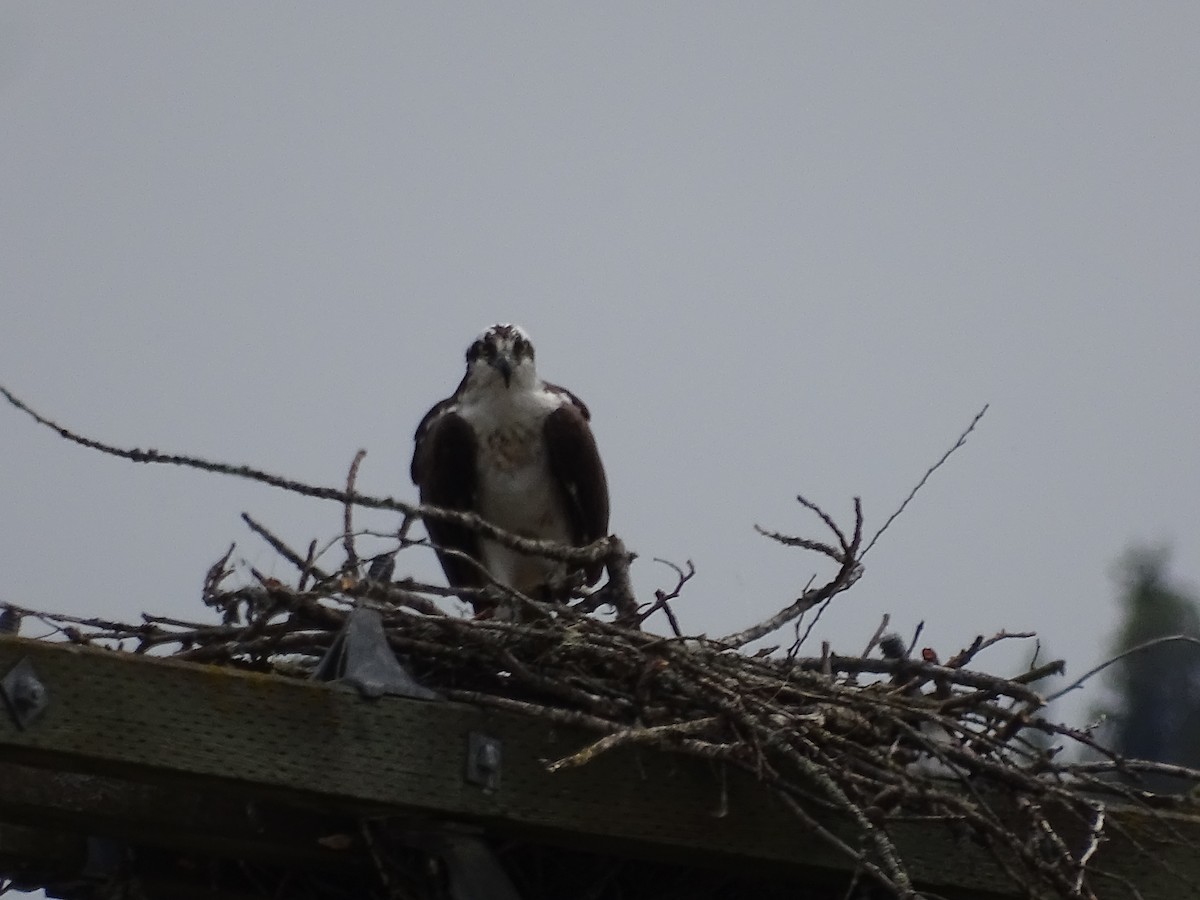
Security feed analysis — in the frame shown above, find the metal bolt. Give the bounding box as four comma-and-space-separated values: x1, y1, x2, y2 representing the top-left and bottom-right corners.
10, 675, 44, 711
2, 657, 48, 728
466, 732, 502, 791
476, 741, 500, 774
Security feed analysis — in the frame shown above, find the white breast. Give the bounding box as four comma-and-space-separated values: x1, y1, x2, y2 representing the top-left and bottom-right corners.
457, 385, 573, 593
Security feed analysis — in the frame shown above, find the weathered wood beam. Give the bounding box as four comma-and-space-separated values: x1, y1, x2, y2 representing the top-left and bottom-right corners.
0, 761, 359, 868
0, 635, 1195, 899
0, 636, 867, 876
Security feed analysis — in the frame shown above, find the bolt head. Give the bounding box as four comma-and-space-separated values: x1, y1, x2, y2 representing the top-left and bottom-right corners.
477, 742, 500, 772
12, 676, 45, 710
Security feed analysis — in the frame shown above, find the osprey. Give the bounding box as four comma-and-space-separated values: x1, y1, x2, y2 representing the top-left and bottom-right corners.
411, 324, 610, 613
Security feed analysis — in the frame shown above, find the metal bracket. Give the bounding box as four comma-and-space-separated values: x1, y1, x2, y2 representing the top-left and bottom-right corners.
0, 606, 21, 635
1, 657, 48, 729
312, 607, 438, 700
465, 731, 502, 792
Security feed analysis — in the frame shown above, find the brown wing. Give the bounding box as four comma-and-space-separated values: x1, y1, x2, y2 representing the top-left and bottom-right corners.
543, 389, 610, 586
411, 402, 486, 597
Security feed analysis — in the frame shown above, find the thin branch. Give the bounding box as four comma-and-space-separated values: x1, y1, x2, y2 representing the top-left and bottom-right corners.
722, 498, 863, 648
1045, 634, 1200, 703
861, 614, 892, 658
1074, 802, 1106, 895
297, 540, 319, 592
635, 558, 695, 637
945, 629, 1037, 669
342, 449, 367, 572
0, 384, 632, 573
904, 621, 925, 658
546, 717, 719, 771
241, 513, 329, 583
862, 404, 988, 557
788, 584, 827, 662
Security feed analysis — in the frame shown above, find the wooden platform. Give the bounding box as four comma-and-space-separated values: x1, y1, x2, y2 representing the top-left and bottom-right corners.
0, 635, 1195, 898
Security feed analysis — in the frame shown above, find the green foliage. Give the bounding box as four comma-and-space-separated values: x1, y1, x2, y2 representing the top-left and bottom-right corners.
1099, 547, 1200, 790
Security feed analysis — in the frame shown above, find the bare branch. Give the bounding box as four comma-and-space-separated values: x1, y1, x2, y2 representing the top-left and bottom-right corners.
723, 497, 863, 648
547, 717, 719, 771
0, 384, 633, 574
862, 404, 989, 557
342, 449, 367, 571
787, 578, 825, 661
635, 558, 695, 636
1045, 633, 1200, 703
241, 512, 327, 581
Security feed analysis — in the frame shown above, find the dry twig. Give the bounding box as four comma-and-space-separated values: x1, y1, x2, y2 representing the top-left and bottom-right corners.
862, 404, 989, 557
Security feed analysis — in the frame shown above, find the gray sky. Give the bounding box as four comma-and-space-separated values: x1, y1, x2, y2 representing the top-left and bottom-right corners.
2, 4, 1199, 733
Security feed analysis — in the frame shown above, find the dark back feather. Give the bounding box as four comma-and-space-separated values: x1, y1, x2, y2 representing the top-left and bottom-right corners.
542, 386, 610, 585
411, 405, 486, 597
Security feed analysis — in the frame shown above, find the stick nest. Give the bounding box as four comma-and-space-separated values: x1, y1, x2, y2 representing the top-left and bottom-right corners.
7, 494, 1199, 900
3, 387, 1199, 899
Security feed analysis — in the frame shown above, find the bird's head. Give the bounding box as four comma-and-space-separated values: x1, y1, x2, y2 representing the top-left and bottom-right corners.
463, 323, 537, 391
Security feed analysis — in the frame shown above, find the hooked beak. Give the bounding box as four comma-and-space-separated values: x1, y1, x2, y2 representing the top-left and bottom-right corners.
491, 352, 514, 387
